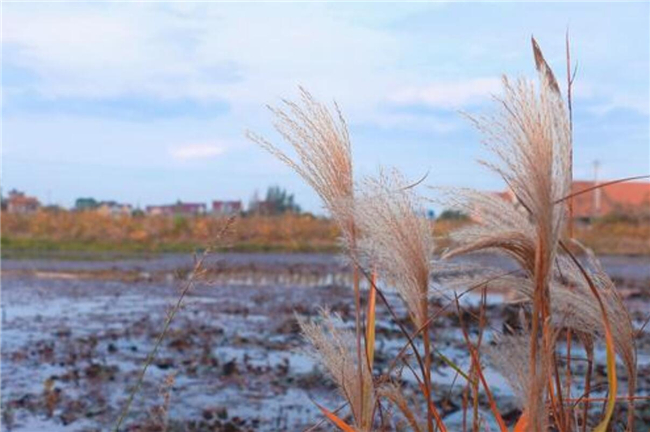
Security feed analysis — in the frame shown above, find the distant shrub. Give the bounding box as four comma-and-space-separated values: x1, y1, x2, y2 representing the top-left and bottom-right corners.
437, 209, 469, 221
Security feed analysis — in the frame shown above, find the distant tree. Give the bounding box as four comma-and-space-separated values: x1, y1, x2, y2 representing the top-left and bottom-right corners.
265, 186, 301, 215
437, 209, 469, 221
248, 190, 261, 215
246, 186, 301, 215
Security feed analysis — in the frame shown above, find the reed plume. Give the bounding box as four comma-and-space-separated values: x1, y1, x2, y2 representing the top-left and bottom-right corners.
354, 170, 437, 431
377, 383, 425, 432
485, 334, 535, 411
248, 88, 375, 429
298, 310, 374, 430
246, 87, 355, 245
355, 170, 435, 328
444, 38, 572, 431
442, 189, 538, 272
443, 111, 635, 429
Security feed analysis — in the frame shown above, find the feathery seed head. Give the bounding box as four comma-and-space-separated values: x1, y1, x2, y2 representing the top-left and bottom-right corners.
298, 310, 374, 429
247, 87, 355, 246
354, 170, 435, 327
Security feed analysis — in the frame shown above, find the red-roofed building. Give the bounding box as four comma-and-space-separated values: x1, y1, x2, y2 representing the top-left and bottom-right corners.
490, 180, 650, 221
494, 190, 516, 204
6, 190, 40, 214
570, 180, 650, 220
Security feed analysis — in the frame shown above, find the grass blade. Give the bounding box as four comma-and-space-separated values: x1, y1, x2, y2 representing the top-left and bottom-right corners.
366, 270, 377, 366
315, 401, 356, 432
592, 327, 617, 432
559, 242, 618, 432
513, 411, 529, 432
435, 349, 476, 386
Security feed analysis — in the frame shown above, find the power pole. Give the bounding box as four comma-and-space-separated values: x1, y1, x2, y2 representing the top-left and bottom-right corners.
593, 160, 601, 217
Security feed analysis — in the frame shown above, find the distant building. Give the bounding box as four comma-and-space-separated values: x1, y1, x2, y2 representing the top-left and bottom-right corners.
6, 190, 40, 214
212, 200, 242, 216
571, 180, 650, 221
145, 205, 165, 216
494, 190, 517, 204
97, 201, 132, 217
146, 202, 207, 217
490, 180, 650, 221
75, 197, 131, 216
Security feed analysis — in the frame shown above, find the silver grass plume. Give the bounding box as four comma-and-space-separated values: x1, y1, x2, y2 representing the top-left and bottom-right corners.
377, 383, 425, 432
442, 189, 537, 273
485, 334, 534, 410
354, 170, 436, 328
354, 170, 437, 431
249, 89, 374, 428
246, 87, 355, 246
444, 38, 572, 431
298, 310, 374, 430
463, 73, 571, 265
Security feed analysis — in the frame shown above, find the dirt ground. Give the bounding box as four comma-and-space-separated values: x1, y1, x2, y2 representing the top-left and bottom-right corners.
1, 253, 649, 431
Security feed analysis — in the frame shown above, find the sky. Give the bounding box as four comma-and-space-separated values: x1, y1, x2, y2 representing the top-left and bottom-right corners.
2, 2, 649, 214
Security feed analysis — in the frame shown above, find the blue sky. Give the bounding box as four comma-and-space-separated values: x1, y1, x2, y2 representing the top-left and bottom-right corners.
2, 2, 649, 213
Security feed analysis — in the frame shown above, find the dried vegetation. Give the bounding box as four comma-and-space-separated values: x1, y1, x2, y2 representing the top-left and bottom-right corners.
250, 37, 641, 432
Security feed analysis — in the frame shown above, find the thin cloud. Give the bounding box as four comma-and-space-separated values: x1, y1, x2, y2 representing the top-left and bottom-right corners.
388, 78, 501, 109
169, 143, 226, 161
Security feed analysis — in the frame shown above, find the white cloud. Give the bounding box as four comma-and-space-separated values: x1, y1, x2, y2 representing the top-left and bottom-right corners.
169, 143, 226, 161
571, 80, 649, 116
388, 78, 502, 109
2, 3, 401, 106
586, 94, 650, 117
362, 112, 460, 134
3, 2, 647, 132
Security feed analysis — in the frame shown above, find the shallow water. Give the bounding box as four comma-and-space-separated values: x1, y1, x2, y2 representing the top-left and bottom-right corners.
4, 252, 649, 281
1, 252, 649, 431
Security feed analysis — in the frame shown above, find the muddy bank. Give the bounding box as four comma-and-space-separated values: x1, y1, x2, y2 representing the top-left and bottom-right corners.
1, 253, 649, 431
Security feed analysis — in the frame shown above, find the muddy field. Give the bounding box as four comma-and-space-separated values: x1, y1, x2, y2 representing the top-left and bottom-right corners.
1, 253, 649, 431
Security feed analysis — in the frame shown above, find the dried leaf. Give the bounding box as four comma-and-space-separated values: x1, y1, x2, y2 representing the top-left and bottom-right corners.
531, 36, 560, 94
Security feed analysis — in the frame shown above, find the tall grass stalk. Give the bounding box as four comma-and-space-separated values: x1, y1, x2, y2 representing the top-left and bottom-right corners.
113, 217, 234, 431
248, 90, 379, 430
250, 37, 640, 431
444, 37, 640, 431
